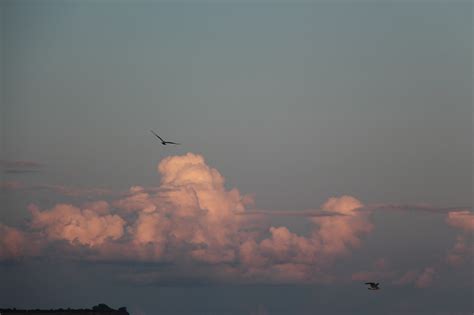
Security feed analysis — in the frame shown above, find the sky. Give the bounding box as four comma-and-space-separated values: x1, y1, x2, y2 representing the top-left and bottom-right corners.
0, 1, 472, 315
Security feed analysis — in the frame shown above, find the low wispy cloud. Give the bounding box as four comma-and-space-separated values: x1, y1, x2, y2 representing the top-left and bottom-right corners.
0, 181, 25, 190
361, 203, 470, 214
239, 203, 470, 217
235, 209, 347, 217
0, 181, 114, 198
0, 160, 42, 174
34, 184, 114, 197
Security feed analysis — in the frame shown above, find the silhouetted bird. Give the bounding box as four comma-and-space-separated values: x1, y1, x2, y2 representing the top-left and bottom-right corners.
365, 282, 380, 290
150, 130, 180, 145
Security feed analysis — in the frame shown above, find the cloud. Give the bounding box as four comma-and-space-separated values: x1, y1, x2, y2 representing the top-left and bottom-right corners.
90, 153, 255, 265
0, 224, 27, 259
393, 270, 419, 286
35, 184, 114, 197
236, 195, 372, 283
311, 196, 372, 256
445, 235, 471, 267
132, 153, 250, 264
0, 160, 42, 173
2, 152, 465, 286
415, 267, 436, 288
389, 267, 437, 288
29, 203, 126, 247
1, 153, 374, 283
0, 181, 114, 199
240, 203, 471, 217
235, 209, 346, 217
446, 210, 474, 232
444, 211, 473, 267
114, 186, 159, 213
0, 181, 25, 190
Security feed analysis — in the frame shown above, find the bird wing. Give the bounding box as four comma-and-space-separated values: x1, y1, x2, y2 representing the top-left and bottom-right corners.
165, 141, 180, 145
365, 282, 375, 285
150, 130, 165, 142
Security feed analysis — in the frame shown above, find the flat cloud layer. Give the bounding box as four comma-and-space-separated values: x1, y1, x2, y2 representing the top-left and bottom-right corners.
0, 153, 472, 286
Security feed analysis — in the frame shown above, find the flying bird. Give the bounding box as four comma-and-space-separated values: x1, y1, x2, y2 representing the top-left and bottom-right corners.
150, 130, 180, 145
365, 282, 380, 290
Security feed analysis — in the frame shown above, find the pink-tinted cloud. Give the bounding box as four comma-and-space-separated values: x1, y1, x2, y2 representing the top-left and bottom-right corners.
311, 196, 373, 257
6, 153, 374, 283
446, 210, 474, 232
415, 267, 436, 288
374, 258, 387, 270
445, 235, 471, 267
106, 153, 255, 264
10, 153, 463, 286
236, 195, 372, 283
114, 186, 158, 213
388, 267, 437, 288
0, 224, 27, 259
444, 211, 473, 267
29, 203, 126, 247
393, 270, 419, 286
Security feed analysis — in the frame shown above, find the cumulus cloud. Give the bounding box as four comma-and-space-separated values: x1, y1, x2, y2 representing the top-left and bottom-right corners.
76, 153, 255, 266
311, 196, 372, 257
237, 227, 320, 282
29, 203, 126, 247
236, 195, 372, 283
0, 153, 376, 283
4, 152, 459, 286
0, 153, 378, 283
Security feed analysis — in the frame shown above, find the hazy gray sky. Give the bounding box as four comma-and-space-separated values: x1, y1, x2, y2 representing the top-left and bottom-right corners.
0, 1, 472, 315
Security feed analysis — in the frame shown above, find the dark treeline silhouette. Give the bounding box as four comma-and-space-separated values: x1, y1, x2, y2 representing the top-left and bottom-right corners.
0, 304, 129, 315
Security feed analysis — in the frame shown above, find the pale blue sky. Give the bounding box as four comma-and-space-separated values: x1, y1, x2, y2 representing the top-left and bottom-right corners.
2, 2, 471, 207
0, 2, 472, 314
